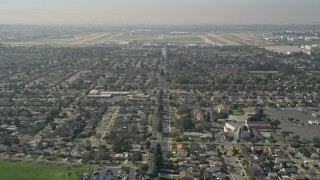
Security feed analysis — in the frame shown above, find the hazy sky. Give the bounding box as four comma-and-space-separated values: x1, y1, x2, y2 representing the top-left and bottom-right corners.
0, 0, 319, 25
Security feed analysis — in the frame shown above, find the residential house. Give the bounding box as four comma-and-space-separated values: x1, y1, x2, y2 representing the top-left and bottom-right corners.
279, 167, 298, 176
239, 145, 251, 155
291, 174, 305, 180
192, 109, 204, 122
203, 170, 213, 180
114, 152, 129, 160
177, 143, 185, 152
248, 164, 264, 177
130, 151, 142, 161
306, 146, 320, 159
247, 121, 273, 132
177, 150, 189, 160
189, 142, 201, 152
243, 108, 256, 116
131, 144, 142, 152
251, 128, 266, 140
267, 172, 278, 179
179, 171, 194, 180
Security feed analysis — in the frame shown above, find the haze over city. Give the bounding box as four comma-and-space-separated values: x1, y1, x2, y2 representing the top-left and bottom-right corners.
2, 0, 320, 180
1, 0, 320, 25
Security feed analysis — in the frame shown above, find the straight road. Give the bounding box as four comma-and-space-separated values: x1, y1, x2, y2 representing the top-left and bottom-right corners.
90, 106, 118, 146
147, 60, 171, 179
159, 95, 171, 179
158, 62, 171, 179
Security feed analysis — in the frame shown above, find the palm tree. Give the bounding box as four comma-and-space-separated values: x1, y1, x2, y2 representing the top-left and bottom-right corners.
229, 165, 235, 174
269, 138, 277, 147
281, 131, 290, 142
250, 137, 258, 145
67, 166, 72, 180
146, 141, 151, 150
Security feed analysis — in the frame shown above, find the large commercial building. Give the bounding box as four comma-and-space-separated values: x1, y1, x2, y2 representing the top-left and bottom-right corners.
224, 121, 251, 140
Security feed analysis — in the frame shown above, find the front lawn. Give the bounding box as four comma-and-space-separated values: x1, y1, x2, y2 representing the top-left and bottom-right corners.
230, 110, 244, 116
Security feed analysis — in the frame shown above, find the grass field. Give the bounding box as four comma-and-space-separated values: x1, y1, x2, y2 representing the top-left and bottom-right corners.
205, 35, 227, 44
230, 110, 244, 116
5, 32, 119, 47
0, 161, 86, 180
110, 34, 158, 41
169, 107, 180, 122
273, 40, 320, 46
148, 112, 153, 126
164, 36, 203, 42
221, 35, 249, 46
249, 71, 278, 75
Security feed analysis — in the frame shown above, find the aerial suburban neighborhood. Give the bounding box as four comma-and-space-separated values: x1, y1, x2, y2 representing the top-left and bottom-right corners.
0, 24, 320, 180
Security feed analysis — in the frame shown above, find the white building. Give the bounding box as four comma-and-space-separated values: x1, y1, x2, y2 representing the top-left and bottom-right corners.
224, 121, 251, 140
216, 104, 228, 113
87, 90, 131, 98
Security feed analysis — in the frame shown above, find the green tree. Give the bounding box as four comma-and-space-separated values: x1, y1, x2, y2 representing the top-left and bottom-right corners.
232, 147, 239, 156
157, 119, 163, 132
111, 135, 132, 153
268, 138, 277, 146
290, 141, 301, 148
271, 120, 281, 129
218, 112, 228, 119
248, 109, 266, 121
160, 68, 165, 76
250, 137, 258, 145
139, 164, 149, 180
67, 166, 72, 180
13, 118, 20, 127
258, 109, 264, 114
293, 135, 300, 142
25, 110, 33, 118
146, 141, 151, 150
154, 143, 163, 174
46, 106, 61, 122
206, 112, 211, 122
183, 118, 194, 130
281, 131, 290, 142
155, 143, 163, 157
312, 136, 320, 144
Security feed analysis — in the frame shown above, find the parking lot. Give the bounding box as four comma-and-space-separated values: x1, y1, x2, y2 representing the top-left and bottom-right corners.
92, 167, 131, 180
265, 108, 320, 140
